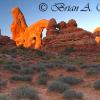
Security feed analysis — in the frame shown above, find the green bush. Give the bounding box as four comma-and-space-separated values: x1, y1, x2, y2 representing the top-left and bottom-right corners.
38, 72, 48, 85
45, 60, 64, 69
86, 68, 97, 75
35, 50, 45, 57
63, 90, 84, 100
0, 93, 11, 100
38, 76, 48, 85
64, 65, 78, 71
3, 63, 21, 73
0, 60, 11, 65
11, 86, 39, 100
57, 76, 83, 85
93, 80, 100, 90
10, 75, 32, 82
21, 67, 34, 75
63, 47, 76, 55
80, 64, 90, 69
0, 79, 7, 88
85, 66, 100, 75
48, 81, 70, 93
29, 62, 46, 73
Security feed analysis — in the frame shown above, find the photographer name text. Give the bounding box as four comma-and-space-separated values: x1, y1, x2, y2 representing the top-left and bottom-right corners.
39, 3, 100, 12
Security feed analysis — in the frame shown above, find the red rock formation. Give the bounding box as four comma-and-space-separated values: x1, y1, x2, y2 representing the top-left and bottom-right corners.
42, 19, 98, 54
0, 35, 15, 47
94, 27, 100, 43
46, 18, 58, 36
58, 21, 66, 30
23, 19, 49, 49
10, 7, 99, 53
11, 7, 49, 49
11, 7, 27, 42
66, 19, 77, 28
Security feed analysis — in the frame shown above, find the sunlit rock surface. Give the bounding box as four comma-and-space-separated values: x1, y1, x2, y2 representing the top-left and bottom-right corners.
11, 7, 99, 53
11, 7, 48, 49
94, 27, 100, 43
11, 7, 27, 42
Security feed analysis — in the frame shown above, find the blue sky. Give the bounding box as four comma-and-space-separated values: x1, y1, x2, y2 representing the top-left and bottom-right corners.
0, 0, 100, 37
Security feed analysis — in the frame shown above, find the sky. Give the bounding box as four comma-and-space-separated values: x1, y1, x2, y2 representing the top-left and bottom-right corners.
0, 0, 100, 37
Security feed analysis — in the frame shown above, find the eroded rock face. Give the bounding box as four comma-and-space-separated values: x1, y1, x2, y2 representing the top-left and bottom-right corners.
23, 19, 49, 49
42, 19, 98, 54
46, 18, 58, 36
11, 7, 27, 41
10, 8, 99, 53
66, 19, 77, 28
11, 7, 49, 49
0, 35, 15, 47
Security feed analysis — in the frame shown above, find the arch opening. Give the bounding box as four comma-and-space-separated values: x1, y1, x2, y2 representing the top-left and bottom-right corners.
42, 28, 47, 39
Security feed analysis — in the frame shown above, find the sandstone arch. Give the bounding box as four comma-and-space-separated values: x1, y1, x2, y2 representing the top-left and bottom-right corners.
11, 7, 49, 49
23, 19, 49, 49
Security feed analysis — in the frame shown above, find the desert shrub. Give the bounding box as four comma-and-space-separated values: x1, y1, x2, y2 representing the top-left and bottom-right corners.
20, 67, 34, 75
38, 76, 48, 85
80, 64, 89, 69
45, 62, 56, 69
63, 90, 84, 100
0, 93, 11, 100
10, 75, 32, 82
45, 60, 65, 69
1, 47, 17, 55
86, 68, 97, 75
0, 60, 11, 65
38, 72, 48, 85
48, 81, 70, 93
93, 80, 100, 90
85, 65, 100, 75
11, 86, 39, 100
57, 76, 83, 85
2, 46, 35, 58
0, 79, 7, 88
63, 47, 76, 55
80, 64, 100, 69
93, 58, 100, 62
64, 65, 78, 71
66, 58, 84, 65
29, 62, 46, 73
3, 63, 21, 73
35, 50, 45, 57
